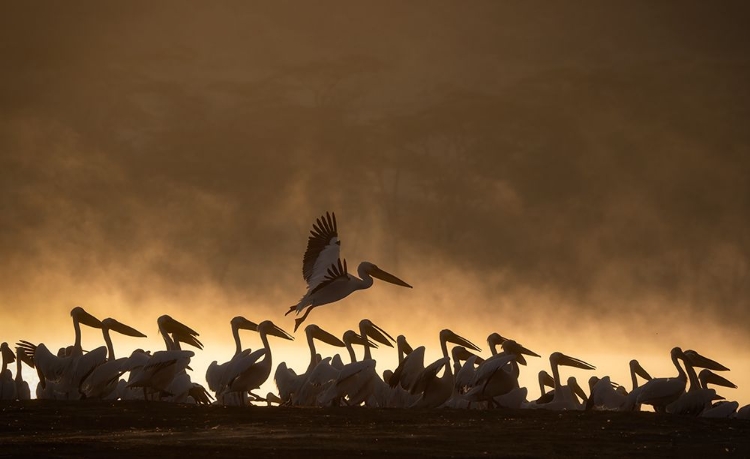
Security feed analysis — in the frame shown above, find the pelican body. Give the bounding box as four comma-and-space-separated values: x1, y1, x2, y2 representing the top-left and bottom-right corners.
287, 212, 413, 331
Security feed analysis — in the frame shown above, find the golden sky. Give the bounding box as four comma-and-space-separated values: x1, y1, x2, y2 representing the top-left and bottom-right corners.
1, 1, 749, 406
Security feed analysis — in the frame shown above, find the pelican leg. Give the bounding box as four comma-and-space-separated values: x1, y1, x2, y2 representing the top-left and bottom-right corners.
294, 306, 317, 332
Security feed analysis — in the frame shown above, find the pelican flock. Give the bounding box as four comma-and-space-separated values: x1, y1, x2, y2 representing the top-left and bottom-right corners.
2, 212, 748, 420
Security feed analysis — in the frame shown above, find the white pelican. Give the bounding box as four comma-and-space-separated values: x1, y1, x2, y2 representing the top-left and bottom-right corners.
286, 212, 413, 331
668, 369, 736, 416
19, 307, 106, 399
205, 316, 258, 405
14, 346, 33, 401
619, 359, 653, 411
636, 347, 689, 412
465, 338, 539, 408
530, 352, 596, 411
219, 320, 293, 404
390, 329, 481, 408
275, 324, 345, 405
80, 318, 147, 399
0, 343, 16, 400
127, 315, 201, 401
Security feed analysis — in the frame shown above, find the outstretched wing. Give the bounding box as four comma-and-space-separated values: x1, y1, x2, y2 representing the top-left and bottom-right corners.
302, 211, 341, 291
310, 258, 349, 296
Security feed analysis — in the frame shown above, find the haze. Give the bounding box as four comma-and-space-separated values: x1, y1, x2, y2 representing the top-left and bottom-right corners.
1, 2, 749, 405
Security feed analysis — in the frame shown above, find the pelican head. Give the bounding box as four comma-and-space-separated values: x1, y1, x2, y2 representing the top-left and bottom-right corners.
550, 352, 596, 371
102, 318, 147, 338
71, 306, 103, 329
362, 262, 413, 288
451, 345, 484, 365
157, 315, 203, 350
359, 319, 395, 347
258, 321, 294, 341
343, 330, 378, 348
629, 359, 652, 380
699, 369, 737, 389
231, 316, 259, 332
501, 339, 541, 366
440, 329, 481, 352
305, 324, 346, 347
397, 335, 413, 355
683, 349, 730, 371
1, 343, 16, 364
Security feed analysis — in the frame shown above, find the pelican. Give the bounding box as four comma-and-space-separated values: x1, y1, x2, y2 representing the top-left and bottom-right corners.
636, 347, 689, 412
14, 346, 33, 401
389, 329, 481, 408
668, 369, 737, 415
465, 338, 539, 408
205, 316, 258, 405
127, 315, 201, 401
0, 343, 16, 400
219, 320, 294, 404
80, 318, 147, 399
619, 359, 653, 411
286, 212, 413, 331
275, 324, 346, 405
530, 352, 596, 411
19, 307, 106, 399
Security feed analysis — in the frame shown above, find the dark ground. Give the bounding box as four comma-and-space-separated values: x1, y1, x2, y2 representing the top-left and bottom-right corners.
0, 401, 748, 458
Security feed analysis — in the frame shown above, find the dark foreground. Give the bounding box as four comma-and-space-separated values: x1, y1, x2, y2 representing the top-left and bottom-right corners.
1, 401, 749, 458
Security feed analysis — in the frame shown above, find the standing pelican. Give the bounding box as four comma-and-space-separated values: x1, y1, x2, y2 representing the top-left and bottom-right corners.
127, 315, 201, 401
275, 324, 346, 405
205, 316, 258, 405
530, 352, 596, 411
80, 318, 147, 400
619, 360, 653, 411
636, 347, 689, 412
14, 346, 33, 401
0, 343, 16, 400
286, 212, 413, 331
219, 320, 294, 404
18, 307, 105, 399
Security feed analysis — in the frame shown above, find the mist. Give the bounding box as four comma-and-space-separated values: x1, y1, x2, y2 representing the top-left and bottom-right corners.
1, 2, 749, 403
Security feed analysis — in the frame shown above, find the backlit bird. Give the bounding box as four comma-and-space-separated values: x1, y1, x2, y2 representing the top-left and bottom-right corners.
286, 212, 413, 331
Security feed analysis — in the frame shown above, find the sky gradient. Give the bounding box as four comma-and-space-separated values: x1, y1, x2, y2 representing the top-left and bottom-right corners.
2, 2, 749, 405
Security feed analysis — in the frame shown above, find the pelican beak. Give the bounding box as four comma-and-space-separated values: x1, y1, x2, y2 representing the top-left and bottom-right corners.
346, 331, 378, 348
631, 360, 652, 380
235, 317, 259, 332
540, 371, 555, 388
103, 318, 148, 338
441, 329, 482, 352
309, 325, 346, 347
74, 308, 103, 329
684, 350, 730, 371
554, 352, 596, 370
159, 315, 200, 338
1, 344, 15, 364
370, 266, 413, 288
269, 324, 294, 341
702, 369, 738, 389
360, 319, 395, 347
398, 335, 414, 355
570, 378, 588, 402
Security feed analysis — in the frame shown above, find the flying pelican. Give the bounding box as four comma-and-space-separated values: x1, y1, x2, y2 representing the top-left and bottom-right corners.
286, 212, 413, 331
80, 318, 147, 400
205, 316, 258, 405
0, 343, 16, 400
